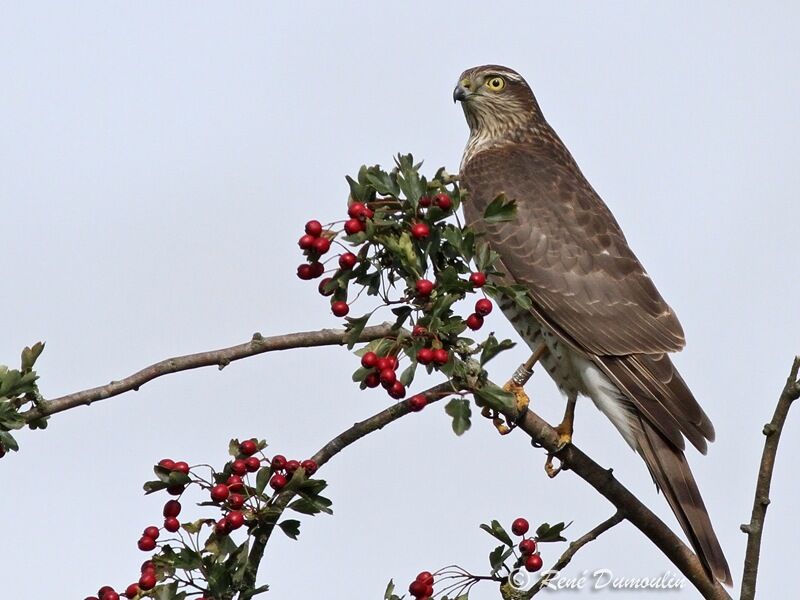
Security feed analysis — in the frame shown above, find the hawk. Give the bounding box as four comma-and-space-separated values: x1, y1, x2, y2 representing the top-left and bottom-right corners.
454, 64, 731, 585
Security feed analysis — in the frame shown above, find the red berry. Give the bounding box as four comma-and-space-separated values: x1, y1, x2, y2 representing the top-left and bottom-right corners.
331, 301, 349, 317
239, 439, 258, 456
124, 583, 140, 599
344, 218, 364, 235
166, 484, 185, 496
361, 351, 378, 368
231, 459, 248, 476
409, 394, 427, 411
338, 252, 358, 270
296, 264, 314, 280
375, 357, 390, 371
347, 202, 370, 219
164, 516, 180, 532
226, 511, 245, 530
211, 484, 230, 502
419, 196, 432, 207
409, 580, 427, 597
416, 571, 434, 585
143, 526, 160, 540
312, 237, 331, 254
138, 572, 157, 591
364, 372, 380, 388
98, 586, 115, 599
466, 313, 484, 330
140, 560, 155, 573
163, 500, 181, 518
475, 298, 493, 316
305, 220, 323, 237
511, 517, 530, 536
301, 459, 318, 475
137, 536, 156, 552
318, 277, 335, 296
469, 272, 487, 287
416, 348, 434, 365
270, 473, 287, 491
214, 518, 231, 536
157, 458, 175, 470
432, 348, 449, 365
379, 368, 396, 387
285, 459, 300, 473
519, 538, 537, 555
309, 261, 324, 278
173, 461, 190, 475
226, 475, 244, 493
525, 554, 543, 572
415, 279, 434, 296
271, 455, 287, 470
388, 380, 406, 399
298, 234, 315, 250
101, 593, 118, 600
434, 192, 452, 211
228, 493, 245, 510
412, 325, 427, 337
410, 222, 430, 239
245, 456, 261, 472
424, 584, 434, 597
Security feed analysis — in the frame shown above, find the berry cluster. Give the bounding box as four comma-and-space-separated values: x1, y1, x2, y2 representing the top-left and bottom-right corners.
511, 518, 543, 573
295, 156, 510, 410
407, 570, 435, 599
88, 438, 325, 599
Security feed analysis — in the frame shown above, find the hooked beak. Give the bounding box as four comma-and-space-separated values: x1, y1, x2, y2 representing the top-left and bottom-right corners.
453, 84, 468, 103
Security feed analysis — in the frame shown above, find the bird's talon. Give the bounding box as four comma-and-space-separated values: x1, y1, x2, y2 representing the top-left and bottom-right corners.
503, 379, 531, 413
545, 453, 563, 478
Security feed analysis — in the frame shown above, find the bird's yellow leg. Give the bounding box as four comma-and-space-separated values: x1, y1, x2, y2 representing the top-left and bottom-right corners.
544, 396, 577, 478
484, 344, 549, 435
555, 396, 576, 449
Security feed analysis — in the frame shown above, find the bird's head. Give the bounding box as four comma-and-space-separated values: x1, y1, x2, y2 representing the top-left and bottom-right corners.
453, 65, 542, 137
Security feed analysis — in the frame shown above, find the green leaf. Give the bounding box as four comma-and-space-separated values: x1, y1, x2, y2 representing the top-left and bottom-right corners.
474, 382, 516, 412
535, 521, 571, 543
0, 430, 19, 452
479, 336, 516, 365
483, 194, 517, 223
343, 314, 371, 350
480, 519, 514, 547
288, 493, 333, 515
143, 480, 169, 494
384, 580, 396, 600
255, 466, 273, 495
20, 342, 45, 372
489, 544, 514, 574
444, 398, 471, 436
278, 519, 301, 540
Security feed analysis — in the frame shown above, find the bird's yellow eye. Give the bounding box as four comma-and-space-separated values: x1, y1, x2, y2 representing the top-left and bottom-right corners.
485, 76, 505, 91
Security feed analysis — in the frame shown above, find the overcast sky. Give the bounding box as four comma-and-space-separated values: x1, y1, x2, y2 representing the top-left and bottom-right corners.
1, 2, 798, 599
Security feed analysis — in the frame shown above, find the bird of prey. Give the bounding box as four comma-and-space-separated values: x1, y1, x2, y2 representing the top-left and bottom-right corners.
453, 64, 731, 586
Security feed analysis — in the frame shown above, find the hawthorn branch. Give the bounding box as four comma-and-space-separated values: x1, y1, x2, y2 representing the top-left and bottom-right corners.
21, 323, 397, 423
503, 406, 732, 600
739, 356, 800, 600
238, 381, 457, 599
528, 511, 624, 596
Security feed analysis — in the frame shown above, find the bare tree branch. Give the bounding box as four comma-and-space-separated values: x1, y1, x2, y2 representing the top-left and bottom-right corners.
507, 407, 732, 600
21, 323, 397, 423
739, 356, 800, 600
528, 511, 625, 596
239, 381, 457, 598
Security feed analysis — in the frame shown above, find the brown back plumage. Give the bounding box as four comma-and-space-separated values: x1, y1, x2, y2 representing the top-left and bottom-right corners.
456, 64, 732, 585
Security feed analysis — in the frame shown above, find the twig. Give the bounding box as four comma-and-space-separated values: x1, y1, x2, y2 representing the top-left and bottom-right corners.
739, 356, 800, 600
528, 511, 624, 596
21, 323, 397, 422
238, 381, 457, 598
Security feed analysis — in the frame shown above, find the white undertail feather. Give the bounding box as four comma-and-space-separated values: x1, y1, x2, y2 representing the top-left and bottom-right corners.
573, 356, 640, 450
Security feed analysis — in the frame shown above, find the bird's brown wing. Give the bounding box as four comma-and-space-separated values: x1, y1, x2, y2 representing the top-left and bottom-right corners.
461, 143, 685, 357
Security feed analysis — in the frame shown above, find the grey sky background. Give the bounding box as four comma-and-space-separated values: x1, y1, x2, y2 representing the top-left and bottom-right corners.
1, 2, 798, 598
